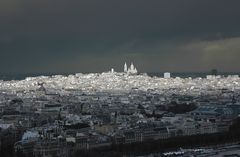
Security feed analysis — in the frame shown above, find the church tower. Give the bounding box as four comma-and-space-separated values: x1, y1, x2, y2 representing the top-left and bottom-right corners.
124, 62, 137, 74
124, 62, 128, 73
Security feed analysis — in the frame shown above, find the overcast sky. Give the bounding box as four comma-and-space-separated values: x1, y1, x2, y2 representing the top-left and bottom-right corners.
1, 0, 240, 74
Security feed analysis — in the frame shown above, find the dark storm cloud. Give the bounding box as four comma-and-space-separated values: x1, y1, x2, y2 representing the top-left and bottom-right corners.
0, 0, 240, 73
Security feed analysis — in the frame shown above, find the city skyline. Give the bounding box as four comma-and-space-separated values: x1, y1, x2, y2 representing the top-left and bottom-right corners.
1, 1, 240, 156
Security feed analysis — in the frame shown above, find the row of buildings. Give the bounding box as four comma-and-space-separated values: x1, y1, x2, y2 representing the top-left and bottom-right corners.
0, 71, 240, 156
